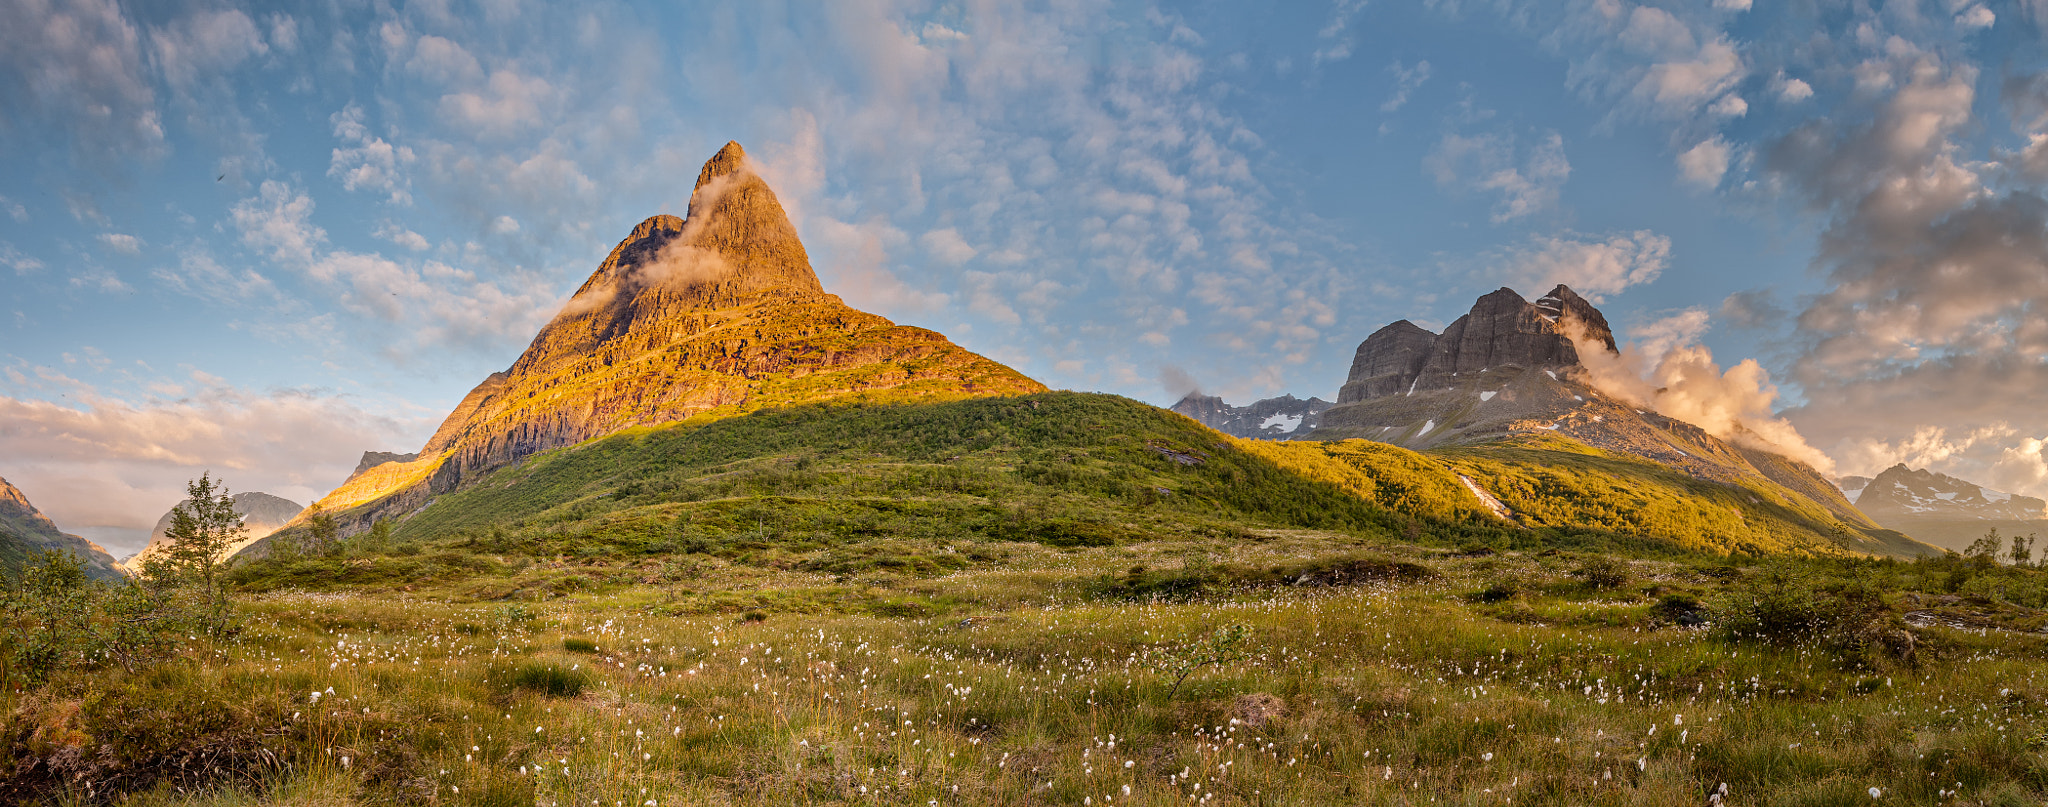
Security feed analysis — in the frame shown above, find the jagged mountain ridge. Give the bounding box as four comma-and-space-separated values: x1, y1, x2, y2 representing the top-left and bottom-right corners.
287, 142, 1044, 541
1314, 284, 1933, 557
1853, 464, 2048, 521
1170, 393, 1331, 439
128, 490, 303, 570
0, 476, 125, 580
1842, 465, 2048, 554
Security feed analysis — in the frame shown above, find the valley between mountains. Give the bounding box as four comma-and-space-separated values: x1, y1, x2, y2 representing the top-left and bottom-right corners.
4, 143, 2046, 806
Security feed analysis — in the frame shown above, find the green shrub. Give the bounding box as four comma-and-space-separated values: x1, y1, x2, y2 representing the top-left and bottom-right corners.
0, 551, 184, 686
504, 661, 591, 697
1574, 555, 1632, 590
561, 637, 597, 653
1714, 566, 1912, 661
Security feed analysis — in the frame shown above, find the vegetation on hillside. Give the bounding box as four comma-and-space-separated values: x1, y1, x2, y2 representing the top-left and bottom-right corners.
5, 395, 2036, 805
6, 526, 2048, 805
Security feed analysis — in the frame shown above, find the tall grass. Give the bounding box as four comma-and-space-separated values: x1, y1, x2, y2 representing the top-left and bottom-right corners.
11, 532, 2047, 805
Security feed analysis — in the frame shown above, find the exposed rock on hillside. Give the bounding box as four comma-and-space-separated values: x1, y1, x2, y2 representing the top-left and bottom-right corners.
0, 476, 125, 579
352, 451, 419, 479
1172, 393, 1330, 439
129, 491, 303, 569
286, 141, 1044, 541
1316, 284, 1931, 557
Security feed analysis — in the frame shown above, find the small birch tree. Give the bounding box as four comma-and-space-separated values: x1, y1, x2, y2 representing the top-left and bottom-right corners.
140, 473, 245, 637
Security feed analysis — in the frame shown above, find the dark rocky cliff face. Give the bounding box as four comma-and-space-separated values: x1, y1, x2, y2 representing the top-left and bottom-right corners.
1335, 285, 1616, 404
1338, 320, 1437, 403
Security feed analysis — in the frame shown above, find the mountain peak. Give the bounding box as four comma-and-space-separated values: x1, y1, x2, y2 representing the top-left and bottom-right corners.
288, 140, 1046, 540
695, 140, 749, 191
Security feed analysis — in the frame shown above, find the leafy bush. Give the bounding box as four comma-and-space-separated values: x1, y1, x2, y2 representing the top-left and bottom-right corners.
503, 661, 591, 697
0, 551, 183, 686
1573, 555, 1632, 590
1650, 593, 1708, 626
1714, 566, 1912, 661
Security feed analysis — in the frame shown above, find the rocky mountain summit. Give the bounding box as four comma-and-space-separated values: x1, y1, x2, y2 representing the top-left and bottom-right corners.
293, 142, 1043, 539
1171, 393, 1330, 439
127, 490, 304, 570
1838, 465, 2048, 554
1850, 465, 2048, 521
0, 476, 124, 579
1314, 284, 1922, 555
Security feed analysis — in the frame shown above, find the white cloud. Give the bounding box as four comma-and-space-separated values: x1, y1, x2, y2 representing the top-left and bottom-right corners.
440, 70, 556, 137
920, 227, 978, 265
1955, 5, 1996, 30
374, 222, 432, 251
490, 215, 520, 234
406, 34, 484, 85
1772, 73, 1814, 103
1677, 137, 1731, 188
1381, 60, 1432, 113
231, 181, 325, 266
1708, 94, 1747, 117
328, 105, 416, 205
1313, 0, 1369, 64
1426, 131, 1572, 222
148, 8, 268, 89
96, 232, 142, 255
1499, 230, 1671, 302
0, 370, 431, 553
0, 0, 163, 163
2, 243, 47, 274
1569, 309, 1836, 473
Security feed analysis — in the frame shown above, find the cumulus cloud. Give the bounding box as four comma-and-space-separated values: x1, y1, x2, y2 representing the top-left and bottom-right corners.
1568, 308, 1836, 472
1754, 54, 2048, 495
440, 70, 556, 138
1954, 5, 1995, 30
147, 8, 268, 90
229, 181, 560, 352
329, 105, 416, 205
1676, 137, 1731, 189
96, 232, 142, 255
1498, 230, 1670, 302
1426, 131, 1571, 222
0, 368, 431, 555
1158, 364, 1201, 400
1773, 73, 1815, 103
1381, 60, 1432, 113
920, 227, 978, 265
0, 0, 163, 165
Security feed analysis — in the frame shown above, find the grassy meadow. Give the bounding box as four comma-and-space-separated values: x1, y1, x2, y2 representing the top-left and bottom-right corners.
6, 394, 2047, 805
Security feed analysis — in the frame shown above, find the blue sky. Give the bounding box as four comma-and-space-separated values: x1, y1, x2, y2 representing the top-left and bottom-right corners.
4, 0, 2047, 555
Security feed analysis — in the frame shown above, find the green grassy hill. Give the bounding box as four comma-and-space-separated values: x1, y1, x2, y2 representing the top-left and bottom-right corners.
12, 394, 2047, 806
241, 393, 1926, 602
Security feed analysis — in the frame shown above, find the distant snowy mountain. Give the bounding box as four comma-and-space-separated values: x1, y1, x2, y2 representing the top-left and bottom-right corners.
1842, 465, 2048, 554
1170, 393, 1331, 440
1852, 465, 2047, 521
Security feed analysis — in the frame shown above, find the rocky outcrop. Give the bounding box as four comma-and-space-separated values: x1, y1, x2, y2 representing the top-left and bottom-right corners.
352, 451, 419, 478
1337, 321, 1437, 403
282, 141, 1044, 545
129, 491, 304, 569
0, 476, 125, 579
1171, 393, 1330, 439
1312, 284, 1936, 557
1409, 286, 1601, 390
